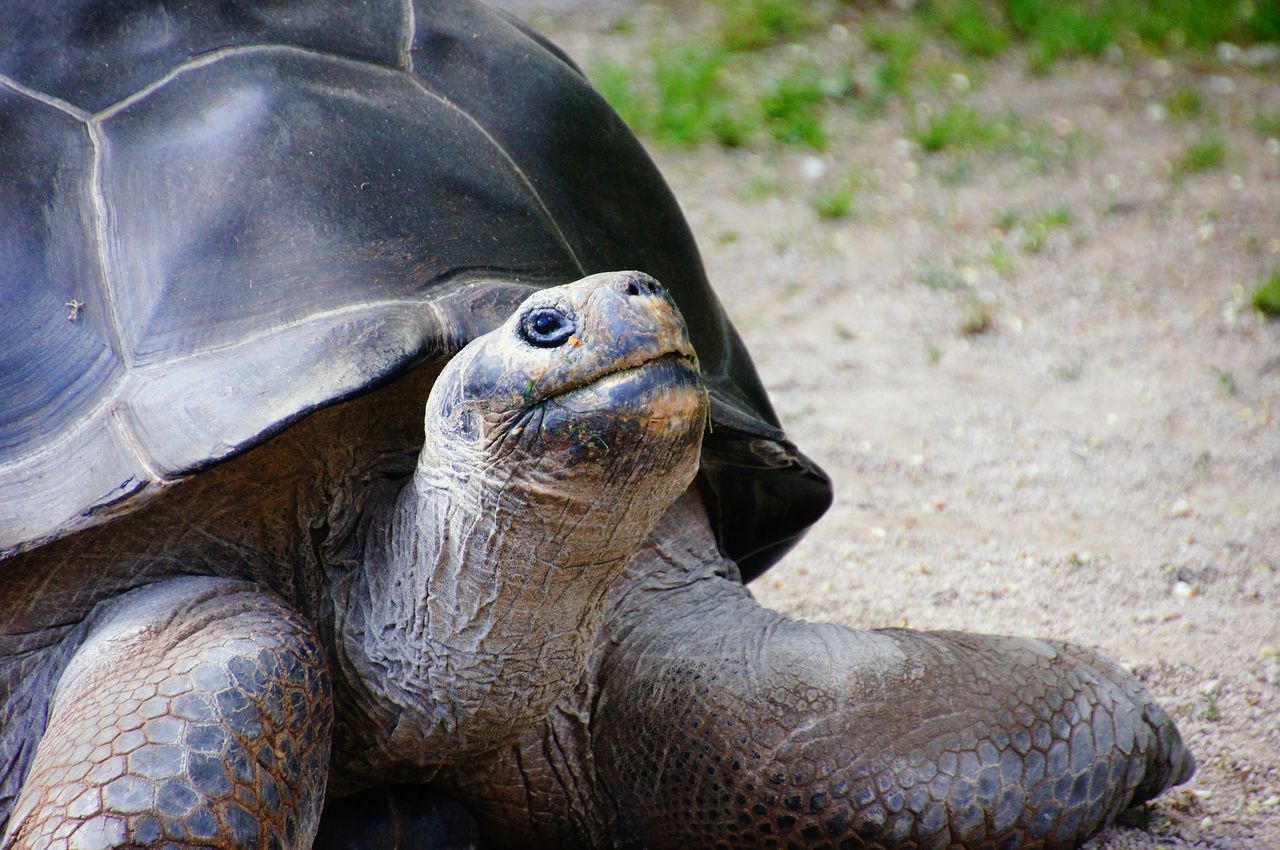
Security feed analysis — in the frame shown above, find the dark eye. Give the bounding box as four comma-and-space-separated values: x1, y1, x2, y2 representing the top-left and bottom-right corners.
520, 306, 576, 348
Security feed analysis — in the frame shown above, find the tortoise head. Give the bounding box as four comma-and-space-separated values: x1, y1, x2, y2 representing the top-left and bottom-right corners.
423, 271, 707, 528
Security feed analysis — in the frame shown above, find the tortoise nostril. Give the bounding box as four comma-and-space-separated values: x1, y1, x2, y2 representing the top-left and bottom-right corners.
620, 275, 662, 297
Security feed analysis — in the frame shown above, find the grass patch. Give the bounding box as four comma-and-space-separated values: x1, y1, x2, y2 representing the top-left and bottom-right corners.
760, 64, 835, 148
912, 102, 1008, 152
920, 0, 1012, 58
1252, 268, 1280, 317
1254, 111, 1280, 137
865, 24, 922, 100
811, 182, 857, 219
717, 0, 814, 51
960, 296, 995, 336
917, 0, 1280, 71
987, 239, 1015, 276
994, 209, 1021, 231
591, 4, 854, 150
1164, 86, 1203, 120
810, 170, 872, 220
1176, 136, 1226, 174
593, 45, 750, 147
910, 102, 1070, 166
740, 174, 781, 201
1022, 205, 1073, 252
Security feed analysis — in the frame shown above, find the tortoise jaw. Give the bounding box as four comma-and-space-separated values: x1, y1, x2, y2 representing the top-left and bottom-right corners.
529, 345, 699, 409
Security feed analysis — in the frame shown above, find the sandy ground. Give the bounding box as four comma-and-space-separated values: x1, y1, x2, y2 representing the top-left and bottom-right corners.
497, 2, 1280, 848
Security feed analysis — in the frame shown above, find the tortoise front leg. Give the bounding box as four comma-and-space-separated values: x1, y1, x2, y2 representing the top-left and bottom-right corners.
588, 496, 1194, 849
2, 578, 331, 850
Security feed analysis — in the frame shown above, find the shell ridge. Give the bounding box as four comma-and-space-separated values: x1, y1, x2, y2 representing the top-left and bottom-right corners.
0, 73, 87, 121
90, 43, 409, 123
398, 73, 587, 279
84, 121, 131, 370
108, 403, 168, 485
130, 298, 442, 370
401, 0, 417, 73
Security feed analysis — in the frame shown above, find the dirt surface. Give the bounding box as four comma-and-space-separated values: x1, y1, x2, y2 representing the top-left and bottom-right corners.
498, 3, 1280, 847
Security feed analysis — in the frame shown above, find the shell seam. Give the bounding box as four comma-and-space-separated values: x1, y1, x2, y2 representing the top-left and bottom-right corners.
108, 404, 168, 485
0, 73, 89, 120
400, 76, 587, 279
402, 0, 417, 73
86, 41, 586, 279
0, 298, 442, 474
92, 45, 266, 121
84, 120, 133, 370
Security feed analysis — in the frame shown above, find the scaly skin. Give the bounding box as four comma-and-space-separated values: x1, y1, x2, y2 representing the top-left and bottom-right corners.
449, 491, 1193, 850
3, 579, 331, 850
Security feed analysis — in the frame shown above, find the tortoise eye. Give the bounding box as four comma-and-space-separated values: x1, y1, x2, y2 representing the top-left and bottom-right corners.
520, 306, 576, 348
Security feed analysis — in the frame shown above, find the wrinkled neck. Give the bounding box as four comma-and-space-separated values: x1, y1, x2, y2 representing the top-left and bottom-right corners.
336, 440, 648, 772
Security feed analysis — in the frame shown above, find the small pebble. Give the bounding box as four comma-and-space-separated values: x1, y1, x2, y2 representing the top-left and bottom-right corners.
1200, 816, 1214, 830
1173, 581, 1198, 598
1169, 498, 1193, 518
801, 157, 827, 181
1198, 679, 1220, 695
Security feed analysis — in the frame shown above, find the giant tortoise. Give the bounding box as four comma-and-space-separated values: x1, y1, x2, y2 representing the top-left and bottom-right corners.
0, 1, 1192, 848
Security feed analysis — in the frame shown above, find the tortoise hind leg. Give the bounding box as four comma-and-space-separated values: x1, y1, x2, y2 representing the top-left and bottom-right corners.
2, 578, 331, 849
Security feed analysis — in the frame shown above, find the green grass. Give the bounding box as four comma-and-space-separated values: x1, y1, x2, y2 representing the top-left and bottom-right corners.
910, 102, 1047, 155
920, 1, 1012, 58
960, 296, 994, 336
1022, 205, 1073, 252
994, 209, 1021, 231
865, 24, 922, 99
759, 64, 835, 148
810, 171, 872, 220
717, 0, 814, 51
1252, 268, 1280, 317
917, 0, 1280, 69
1254, 112, 1280, 137
912, 103, 999, 152
1176, 136, 1226, 174
589, 0, 851, 151
592, 45, 750, 147
1165, 86, 1203, 120
986, 239, 1015, 276
811, 182, 857, 219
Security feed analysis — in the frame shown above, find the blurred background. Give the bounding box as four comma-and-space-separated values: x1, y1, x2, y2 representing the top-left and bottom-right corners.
493, 2, 1280, 848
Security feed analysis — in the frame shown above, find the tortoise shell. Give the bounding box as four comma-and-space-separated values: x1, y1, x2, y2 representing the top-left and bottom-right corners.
0, 0, 829, 580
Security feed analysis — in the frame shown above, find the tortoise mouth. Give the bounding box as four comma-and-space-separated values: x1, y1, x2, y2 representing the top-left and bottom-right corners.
535, 350, 700, 408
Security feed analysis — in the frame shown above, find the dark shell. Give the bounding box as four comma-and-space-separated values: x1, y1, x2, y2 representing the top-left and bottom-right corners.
0, 0, 829, 580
